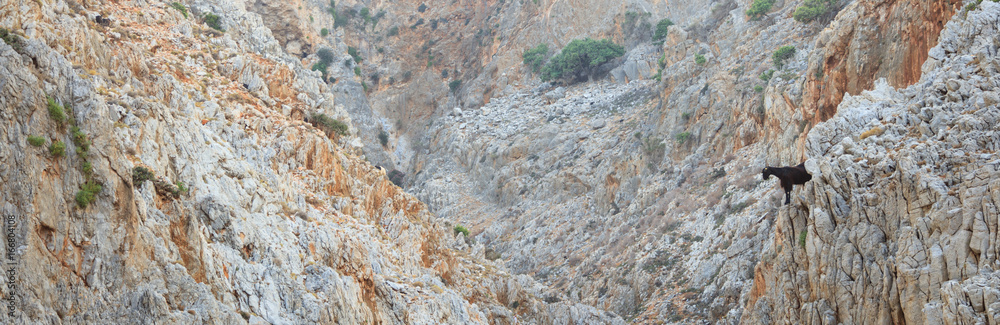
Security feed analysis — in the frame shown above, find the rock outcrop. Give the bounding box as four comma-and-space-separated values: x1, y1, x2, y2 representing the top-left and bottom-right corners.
750, 4, 1000, 323
0, 0, 621, 323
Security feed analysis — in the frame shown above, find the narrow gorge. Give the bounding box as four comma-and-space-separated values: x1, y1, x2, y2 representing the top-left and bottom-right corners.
1, 0, 998, 324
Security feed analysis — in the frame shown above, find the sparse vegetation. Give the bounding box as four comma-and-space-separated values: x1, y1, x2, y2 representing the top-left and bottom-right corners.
746, 0, 775, 20
203, 13, 224, 32
49, 140, 66, 157
387, 26, 399, 37
132, 166, 155, 184
378, 130, 389, 147
773, 46, 796, 69
754, 85, 764, 93
170, 2, 188, 19
449, 79, 462, 93
27, 135, 45, 147
410, 18, 424, 29
47, 97, 67, 126
859, 126, 884, 140
0, 28, 25, 53
418, 3, 428, 12
695, 54, 706, 65
312, 48, 335, 80
75, 180, 102, 208
652, 19, 674, 43
176, 181, 188, 194
453, 225, 469, 237
799, 230, 807, 248
310, 113, 349, 137
354, 66, 361, 76
522, 43, 549, 73
793, 0, 838, 23
540, 38, 624, 83
71, 126, 91, 157
675, 132, 691, 143
347, 46, 362, 63
759, 69, 774, 81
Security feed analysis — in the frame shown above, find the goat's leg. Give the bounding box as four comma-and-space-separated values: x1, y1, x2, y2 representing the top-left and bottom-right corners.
785, 190, 791, 205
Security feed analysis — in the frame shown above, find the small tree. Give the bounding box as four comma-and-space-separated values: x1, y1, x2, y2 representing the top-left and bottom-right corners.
203, 13, 225, 32
27, 135, 45, 147
170, 2, 188, 18
347, 46, 362, 63
652, 19, 674, 43
773, 46, 796, 69
453, 225, 469, 237
47, 97, 67, 126
746, 0, 775, 21
522, 43, 548, 73
540, 38, 624, 83
449, 79, 462, 93
378, 130, 389, 147
794, 0, 837, 23
320, 28, 329, 36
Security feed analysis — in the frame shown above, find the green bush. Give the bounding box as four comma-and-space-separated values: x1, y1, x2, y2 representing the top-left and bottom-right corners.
311, 62, 329, 80
540, 38, 624, 83
522, 43, 548, 73
47, 97, 67, 125
170, 2, 188, 18
132, 166, 155, 184
675, 132, 691, 143
387, 26, 399, 37
799, 230, 807, 247
347, 46, 362, 63
759, 69, 774, 81
410, 18, 424, 29
754, 85, 764, 93
652, 19, 673, 42
746, 0, 775, 21
695, 54, 706, 65
176, 181, 188, 194
0, 28, 24, 53
203, 13, 224, 32
378, 130, 389, 147
418, 3, 428, 12
75, 181, 102, 208
82, 161, 93, 176
354, 66, 361, 76
71, 126, 91, 156
311, 113, 349, 137
773, 45, 796, 69
316, 48, 335, 65
49, 140, 66, 157
449, 79, 461, 93
793, 0, 836, 23
453, 225, 469, 237
27, 135, 45, 147
320, 28, 329, 36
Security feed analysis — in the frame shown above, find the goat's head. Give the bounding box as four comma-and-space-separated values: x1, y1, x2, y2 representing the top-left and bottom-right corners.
761, 167, 772, 180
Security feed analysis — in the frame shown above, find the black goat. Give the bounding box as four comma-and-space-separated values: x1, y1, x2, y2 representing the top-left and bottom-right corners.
95, 15, 112, 26
762, 163, 812, 205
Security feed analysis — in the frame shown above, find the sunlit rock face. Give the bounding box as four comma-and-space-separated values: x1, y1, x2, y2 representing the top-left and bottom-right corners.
2, 0, 995, 323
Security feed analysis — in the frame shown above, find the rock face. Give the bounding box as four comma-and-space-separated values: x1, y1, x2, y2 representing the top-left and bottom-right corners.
1, 0, 996, 323
750, 4, 1000, 323
0, 0, 622, 324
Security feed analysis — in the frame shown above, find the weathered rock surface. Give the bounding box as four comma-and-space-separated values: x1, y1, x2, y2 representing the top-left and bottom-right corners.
749, 4, 1000, 323
0, 0, 622, 324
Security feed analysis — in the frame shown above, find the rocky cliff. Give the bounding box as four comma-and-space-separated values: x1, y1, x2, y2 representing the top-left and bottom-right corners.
0, 0, 621, 323
2, 0, 997, 324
